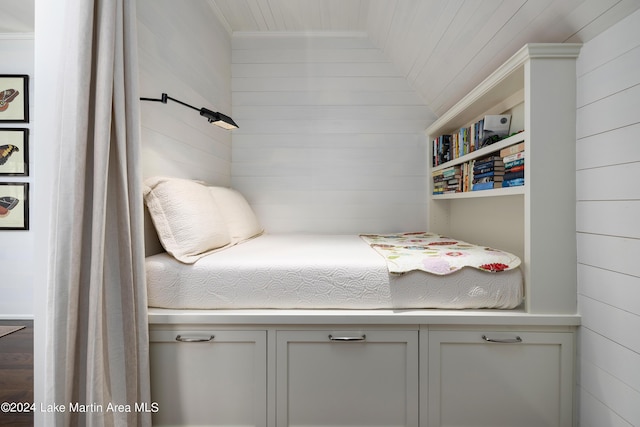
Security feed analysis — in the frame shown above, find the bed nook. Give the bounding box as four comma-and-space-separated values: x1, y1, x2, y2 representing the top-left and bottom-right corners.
145, 44, 581, 427
144, 176, 523, 310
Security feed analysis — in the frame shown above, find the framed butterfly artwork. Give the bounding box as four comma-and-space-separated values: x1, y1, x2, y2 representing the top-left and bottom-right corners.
0, 75, 29, 123
0, 182, 28, 230
0, 129, 28, 176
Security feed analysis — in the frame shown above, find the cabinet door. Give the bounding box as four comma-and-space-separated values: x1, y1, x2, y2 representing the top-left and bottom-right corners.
276, 330, 419, 427
427, 330, 574, 427
150, 329, 267, 427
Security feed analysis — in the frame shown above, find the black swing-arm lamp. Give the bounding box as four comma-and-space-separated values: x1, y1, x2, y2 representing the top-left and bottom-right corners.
140, 93, 239, 130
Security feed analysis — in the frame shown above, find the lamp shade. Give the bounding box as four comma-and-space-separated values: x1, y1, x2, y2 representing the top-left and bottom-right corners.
200, 108, 239, 130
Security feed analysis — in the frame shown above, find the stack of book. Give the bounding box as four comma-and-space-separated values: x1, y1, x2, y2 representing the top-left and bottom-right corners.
432, 165, 462, 194
500, 142, 525, 187
471, 155, 504, 191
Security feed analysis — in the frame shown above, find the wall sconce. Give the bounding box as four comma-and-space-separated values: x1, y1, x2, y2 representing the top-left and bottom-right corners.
140, 93, 238, 130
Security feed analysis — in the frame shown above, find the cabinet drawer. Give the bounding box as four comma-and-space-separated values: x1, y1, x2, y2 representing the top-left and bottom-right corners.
427, 330, 574, 427
276, 330, 419, 427
150, 330, 267, 427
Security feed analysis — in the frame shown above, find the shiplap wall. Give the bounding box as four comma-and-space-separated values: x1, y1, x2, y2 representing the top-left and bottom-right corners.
576, 9, 640, 427
0, 35, 34, 317
137, 0, 232, 185
136, 0, 232, 254
231, 33, 435, 233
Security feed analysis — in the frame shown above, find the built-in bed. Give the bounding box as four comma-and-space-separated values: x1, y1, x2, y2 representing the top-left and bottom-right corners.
143, 176, 523, 311
143, 42, 584, 426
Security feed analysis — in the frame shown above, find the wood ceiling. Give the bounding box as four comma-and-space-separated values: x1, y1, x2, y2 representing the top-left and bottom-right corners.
2, 1, 639, 116
210, 0, 640, 115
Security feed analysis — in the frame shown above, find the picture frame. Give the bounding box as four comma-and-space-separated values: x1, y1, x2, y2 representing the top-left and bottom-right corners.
0, 75, 29, 123
0, 128, 29, 176
0, 182, 29, 230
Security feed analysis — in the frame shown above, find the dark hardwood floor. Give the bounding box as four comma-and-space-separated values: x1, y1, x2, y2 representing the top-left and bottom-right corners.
0, 319, 33, 427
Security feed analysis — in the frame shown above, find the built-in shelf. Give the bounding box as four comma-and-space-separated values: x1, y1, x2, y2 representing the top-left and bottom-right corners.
426, 43, 582, 315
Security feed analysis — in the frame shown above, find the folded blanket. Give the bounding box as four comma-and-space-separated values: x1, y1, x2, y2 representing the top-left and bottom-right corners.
360, 232, 521, 275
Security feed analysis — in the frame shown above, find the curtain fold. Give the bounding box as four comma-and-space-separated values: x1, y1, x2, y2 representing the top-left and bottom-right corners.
45, 0, 151, 425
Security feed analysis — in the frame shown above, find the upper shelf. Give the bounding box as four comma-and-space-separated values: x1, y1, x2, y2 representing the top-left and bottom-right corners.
426, 43, 582, 138
431, 132, 526, 172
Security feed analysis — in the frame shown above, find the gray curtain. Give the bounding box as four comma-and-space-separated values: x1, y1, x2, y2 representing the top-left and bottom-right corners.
45, 0, 151, 425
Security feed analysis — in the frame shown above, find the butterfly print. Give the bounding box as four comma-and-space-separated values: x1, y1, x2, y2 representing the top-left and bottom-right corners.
0, 144, 19, 166
0, 196, 19, 217
0, 89, 19, 112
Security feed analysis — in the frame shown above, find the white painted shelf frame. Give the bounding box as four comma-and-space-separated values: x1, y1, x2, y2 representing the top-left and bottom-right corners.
426, 43, 582, 314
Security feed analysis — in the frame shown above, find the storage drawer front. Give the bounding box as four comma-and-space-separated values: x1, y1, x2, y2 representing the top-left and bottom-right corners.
150, 330, 267, 427
428, 330, 573, 427
276, 330, 419, 427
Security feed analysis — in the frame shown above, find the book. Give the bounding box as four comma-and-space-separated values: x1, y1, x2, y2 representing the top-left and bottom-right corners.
433, 135, 452, 166
503, 170, 525, 181
473, 170, 504, 180
502, 178, 525, 187
503, 151, 525, 163
504, 165, 524, 173
500, 142, 525, 158
473, 176, 504, 183
504, 158, 524, 169
473, 165, 505, 174
474, 155, 504, 169
472, 181, 503, 191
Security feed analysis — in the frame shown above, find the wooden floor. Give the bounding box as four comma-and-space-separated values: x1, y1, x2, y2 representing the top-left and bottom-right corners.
0, 319, 34, 427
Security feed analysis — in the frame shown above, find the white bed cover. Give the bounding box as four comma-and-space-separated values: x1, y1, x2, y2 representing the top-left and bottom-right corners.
145, 234, 523, 310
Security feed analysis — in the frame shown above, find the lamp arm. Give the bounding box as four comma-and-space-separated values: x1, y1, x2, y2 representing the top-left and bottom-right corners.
164, 94, 200, 113
139, 93, 201, 113
139, 92, 238, 129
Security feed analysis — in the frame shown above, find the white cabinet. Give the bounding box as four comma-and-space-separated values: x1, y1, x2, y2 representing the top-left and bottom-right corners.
149, 329, 267, 427
276, 330, 419, 427
426, 329, 574, 427
146, 313, 577, 427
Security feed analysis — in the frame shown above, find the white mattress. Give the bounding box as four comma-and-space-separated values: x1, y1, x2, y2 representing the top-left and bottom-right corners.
145, 234, 523, 310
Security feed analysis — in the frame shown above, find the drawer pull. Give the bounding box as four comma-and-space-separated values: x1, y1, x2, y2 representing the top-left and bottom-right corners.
482, 335, 522, 344
328, 334, 366, 342
175, 335, 215, 343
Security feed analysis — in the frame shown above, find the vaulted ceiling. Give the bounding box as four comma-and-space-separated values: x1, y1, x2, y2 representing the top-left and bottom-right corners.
210, 0, 640, 115
2, 1, 640, 116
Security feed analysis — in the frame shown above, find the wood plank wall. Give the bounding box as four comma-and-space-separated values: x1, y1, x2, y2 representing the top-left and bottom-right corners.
137, 0, 232, 185
231, 33, 436, 233
576, 9, 640, 427
136, 0, 232, 255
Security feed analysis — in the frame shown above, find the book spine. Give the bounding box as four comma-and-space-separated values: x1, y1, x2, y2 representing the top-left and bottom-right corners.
503, 170, 525, 181
502, 178, 525, 187
499, 142, 525, 158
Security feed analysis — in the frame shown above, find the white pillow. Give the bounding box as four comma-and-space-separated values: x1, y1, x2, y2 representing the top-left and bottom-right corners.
143, 177, 231, 263
209, 186, 263, 244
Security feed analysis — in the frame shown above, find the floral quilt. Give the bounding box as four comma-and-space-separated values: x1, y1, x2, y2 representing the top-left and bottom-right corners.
360, 232, 521, 275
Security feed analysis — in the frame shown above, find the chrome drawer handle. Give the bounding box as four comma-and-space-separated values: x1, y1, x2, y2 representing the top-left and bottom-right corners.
482, 335, 522, 344
328, 334, 366, 342
175, 335, 215, 343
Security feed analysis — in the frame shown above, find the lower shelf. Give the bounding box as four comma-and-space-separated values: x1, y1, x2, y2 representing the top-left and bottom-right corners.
432, 185, 525, 199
